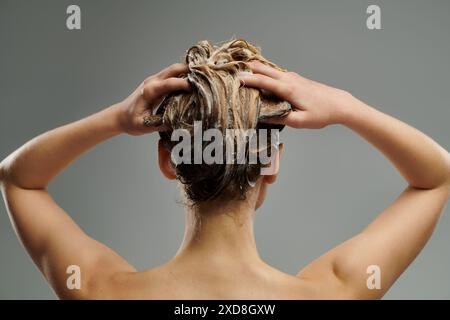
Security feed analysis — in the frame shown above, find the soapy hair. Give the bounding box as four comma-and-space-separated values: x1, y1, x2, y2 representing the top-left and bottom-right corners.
154, 38, 291, 203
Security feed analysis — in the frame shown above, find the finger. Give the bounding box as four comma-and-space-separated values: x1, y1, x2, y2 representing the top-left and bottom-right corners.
248, 60, 285, 79
239, 73, 287, 98
156, 63, 189, 80
260, 111, 310, 128
143, 78, 191, 101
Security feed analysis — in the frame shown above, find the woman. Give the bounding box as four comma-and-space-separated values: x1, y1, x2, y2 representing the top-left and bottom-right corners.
1, 39, 449, 299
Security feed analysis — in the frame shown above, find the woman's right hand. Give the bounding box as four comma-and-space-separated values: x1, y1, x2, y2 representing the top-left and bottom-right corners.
239, 61, 353, 129
116, 63, 191, 136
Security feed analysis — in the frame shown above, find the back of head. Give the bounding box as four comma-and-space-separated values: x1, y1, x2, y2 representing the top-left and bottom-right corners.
156, 39, 290, 204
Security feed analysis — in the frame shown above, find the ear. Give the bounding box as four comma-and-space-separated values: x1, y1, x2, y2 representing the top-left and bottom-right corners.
158, 139, 177, 180
262, 143, 284, 185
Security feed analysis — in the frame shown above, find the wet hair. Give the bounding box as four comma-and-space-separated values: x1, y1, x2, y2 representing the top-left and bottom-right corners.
153, 38, 291, 203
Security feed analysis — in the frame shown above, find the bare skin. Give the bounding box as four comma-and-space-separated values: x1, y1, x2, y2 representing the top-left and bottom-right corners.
1, 62, 449, 299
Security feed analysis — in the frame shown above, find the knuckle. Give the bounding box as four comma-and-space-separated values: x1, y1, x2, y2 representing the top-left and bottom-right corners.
164, 78, 177, 89
282, 83, 295, 98
142, 86, 153, 99
152, 79, 165, 90
143, 81, 161, 98
143, 76, 155, 86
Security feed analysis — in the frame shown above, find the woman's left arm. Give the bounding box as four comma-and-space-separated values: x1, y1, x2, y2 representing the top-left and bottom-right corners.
240, 61, 450, 298
0, 63, 190, 299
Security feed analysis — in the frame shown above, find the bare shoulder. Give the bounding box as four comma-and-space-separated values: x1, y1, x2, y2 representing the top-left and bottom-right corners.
261, 264, 353, 299
85, 263, 353, 300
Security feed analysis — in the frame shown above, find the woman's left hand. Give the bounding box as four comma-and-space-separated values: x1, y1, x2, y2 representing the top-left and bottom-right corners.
115, 63, 191, 136
239, 61, 351, 129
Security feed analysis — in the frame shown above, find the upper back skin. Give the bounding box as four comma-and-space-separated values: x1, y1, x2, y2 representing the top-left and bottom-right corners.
86, 259, 348, 300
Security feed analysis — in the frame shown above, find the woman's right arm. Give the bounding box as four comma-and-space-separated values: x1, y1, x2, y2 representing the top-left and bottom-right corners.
240, 61, 450, 299
0, 63, 191, 299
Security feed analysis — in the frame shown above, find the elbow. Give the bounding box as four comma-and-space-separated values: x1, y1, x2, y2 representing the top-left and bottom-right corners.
0, 156, 16, 188
419, 143, 450, 191
0, 160, 6, 187
0, 155, 48, 191
0, 160, 11, 191
443, 151, 450, 192
0, 161, 9, 194
436, 150, 450, 197
409, 150, 450, 196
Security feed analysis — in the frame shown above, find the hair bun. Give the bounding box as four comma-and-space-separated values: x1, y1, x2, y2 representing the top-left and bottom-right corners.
185, 40, 213, 66
157, 38, 290, 203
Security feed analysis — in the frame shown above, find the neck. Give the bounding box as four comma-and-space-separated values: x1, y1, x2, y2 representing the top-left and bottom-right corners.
175, 197, 263, 265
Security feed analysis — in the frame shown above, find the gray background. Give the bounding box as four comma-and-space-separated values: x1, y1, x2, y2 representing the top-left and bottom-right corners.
1, 0, 449, 299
